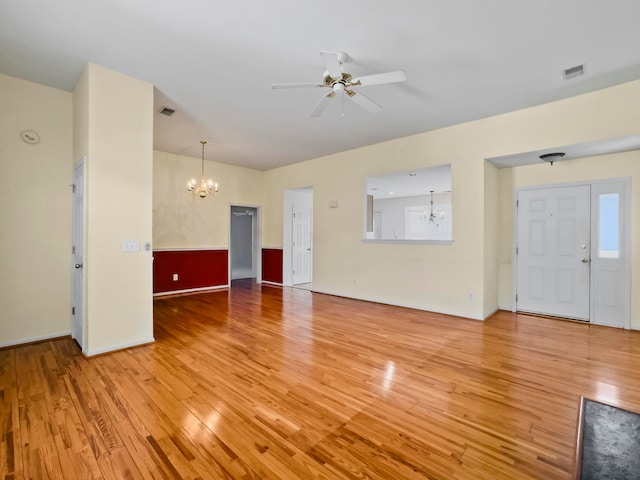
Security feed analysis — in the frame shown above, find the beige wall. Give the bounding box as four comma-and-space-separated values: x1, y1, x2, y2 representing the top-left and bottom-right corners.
153, 150, 264, 249
497, 150, 640, 327
263, 79, 640, 320
74, 64, 155, 355
264, 134, 487, 319
0, 73, 73, 346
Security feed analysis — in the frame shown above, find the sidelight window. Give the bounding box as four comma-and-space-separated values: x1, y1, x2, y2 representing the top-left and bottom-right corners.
598, 193, 620, 259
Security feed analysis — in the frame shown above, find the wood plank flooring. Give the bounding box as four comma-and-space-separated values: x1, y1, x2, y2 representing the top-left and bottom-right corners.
3, 279, 640, 479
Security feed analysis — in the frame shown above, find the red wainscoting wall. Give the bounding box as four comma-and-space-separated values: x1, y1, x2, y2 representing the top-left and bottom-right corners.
262, 248, 283, 284
153, 249, 228, 294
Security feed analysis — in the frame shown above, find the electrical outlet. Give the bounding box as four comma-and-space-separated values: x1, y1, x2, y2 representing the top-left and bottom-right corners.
172, 273, 179, 281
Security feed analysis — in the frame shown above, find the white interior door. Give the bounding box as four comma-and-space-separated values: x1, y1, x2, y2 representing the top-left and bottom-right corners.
373, 211, 382, 239
71, 159, 85, 349
292, 205, 312, 285
516, 185, 591, 320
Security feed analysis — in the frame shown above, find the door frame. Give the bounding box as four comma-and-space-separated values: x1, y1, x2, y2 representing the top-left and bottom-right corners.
71, 157, 87, 352
228, 203, 262, 285
512, 177, 631, 328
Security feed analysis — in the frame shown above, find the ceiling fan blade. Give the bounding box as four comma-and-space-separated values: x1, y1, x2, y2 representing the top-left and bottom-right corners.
272, 83, 324, 89
320, 51, 342, 78
310, 92, 335, 117
352, 71, 407, 87
345, 90, 382, 114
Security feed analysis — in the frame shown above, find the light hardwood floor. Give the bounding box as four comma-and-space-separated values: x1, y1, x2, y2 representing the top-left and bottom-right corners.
3, 279, 640, 479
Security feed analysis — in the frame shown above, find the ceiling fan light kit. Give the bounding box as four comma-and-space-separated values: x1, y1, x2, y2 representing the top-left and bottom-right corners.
272, 51, 407, 117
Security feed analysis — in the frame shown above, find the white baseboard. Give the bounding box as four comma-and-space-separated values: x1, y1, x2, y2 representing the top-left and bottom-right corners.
0, 331, 71, 349
483, 307, 500, 320
84, 337, 155, 357
498, 303, 514, 312
260, 281, 283, 287
311, 288, 485, 321
153, 285, 228, 297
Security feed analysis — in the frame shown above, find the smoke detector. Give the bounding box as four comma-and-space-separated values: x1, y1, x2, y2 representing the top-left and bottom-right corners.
21, 130, 40, 144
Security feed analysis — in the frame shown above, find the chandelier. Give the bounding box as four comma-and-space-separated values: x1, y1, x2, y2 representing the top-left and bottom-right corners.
187, 140, 219, 198
423, 190, 442, 227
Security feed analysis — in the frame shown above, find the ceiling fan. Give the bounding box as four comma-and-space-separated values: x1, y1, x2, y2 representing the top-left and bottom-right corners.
271, 51, 407, 117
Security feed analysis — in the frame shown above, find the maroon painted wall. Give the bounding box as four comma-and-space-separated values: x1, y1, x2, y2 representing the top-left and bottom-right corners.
153, 250, 228, 294
262, 248, 283, 284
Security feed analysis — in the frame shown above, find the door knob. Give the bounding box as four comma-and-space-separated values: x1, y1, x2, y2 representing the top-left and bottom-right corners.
75, 263, 83, 269
580, 258, 590, 264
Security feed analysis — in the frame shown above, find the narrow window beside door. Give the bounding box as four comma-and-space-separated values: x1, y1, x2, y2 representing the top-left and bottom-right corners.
598, 193, 620, 259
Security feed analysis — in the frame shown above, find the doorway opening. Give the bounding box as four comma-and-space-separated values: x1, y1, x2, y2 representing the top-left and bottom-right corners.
283, 187, 313, 288
229, 205, 261, 284
514, 178, 630, 328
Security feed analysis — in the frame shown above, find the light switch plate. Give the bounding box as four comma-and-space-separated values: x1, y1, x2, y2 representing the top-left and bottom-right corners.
122, 240, 140, 252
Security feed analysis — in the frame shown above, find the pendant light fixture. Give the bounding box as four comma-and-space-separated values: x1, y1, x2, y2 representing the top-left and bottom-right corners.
421, 190, 442, 227
539, 152, 565, 166
187, 140, 219, 198
428, 190, 440, 226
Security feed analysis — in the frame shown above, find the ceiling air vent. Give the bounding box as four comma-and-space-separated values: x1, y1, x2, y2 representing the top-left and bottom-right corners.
563, 64, 585, 80
159, 106, 176, 116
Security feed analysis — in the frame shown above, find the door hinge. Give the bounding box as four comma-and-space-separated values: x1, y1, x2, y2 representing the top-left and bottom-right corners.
516, 247, 518, 255
516, 199, 519, 208
72, 245, 76, 254
515, 294, 518, 302
72, 184, 76, 193
72, 306, 75, 315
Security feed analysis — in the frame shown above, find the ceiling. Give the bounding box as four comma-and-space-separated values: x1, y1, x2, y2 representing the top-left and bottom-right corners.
2, 0, 640, 170
366, 164, 451, 199
487, 135, 640, 168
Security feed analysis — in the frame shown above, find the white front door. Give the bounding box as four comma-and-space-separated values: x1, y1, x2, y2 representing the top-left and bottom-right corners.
71, 159, 85, 349
516, 185, 591, 320
292, 205, 312, 285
